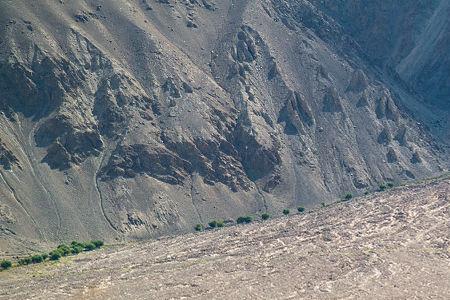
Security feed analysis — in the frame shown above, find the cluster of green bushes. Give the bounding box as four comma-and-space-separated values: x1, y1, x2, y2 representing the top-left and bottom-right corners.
194, 220, 225, 232
193, 205, 310, 233
283, 207, 306, 215
344, 183, 395, 201
195, 215, 256, 231
194, 207, 309, 232
208, 220, 225, 229
282, 207, 306, 215
7, 240, 105, 269
17, 254, 48, 266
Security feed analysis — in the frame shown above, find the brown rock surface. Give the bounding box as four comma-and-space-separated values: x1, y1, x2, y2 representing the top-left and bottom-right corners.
0, 0, 449, 250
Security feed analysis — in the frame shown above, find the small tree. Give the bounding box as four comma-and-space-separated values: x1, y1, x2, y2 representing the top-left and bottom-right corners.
57, 244, 71, 256
84, 242, 96, 251
92, 240, 104, 248
344, 193, 353, 201
1, 260, 12, 270
70, 245, 83, 254
237, 216, 253, 224
49, 251, 61, 261
297, 207, 305, 213
283, 209, 290, 216
18, 257, 32, 265
261, 213, 270, 220
208, 220, 218, 228
194, 224, 204, 232
31, 255, 44, 264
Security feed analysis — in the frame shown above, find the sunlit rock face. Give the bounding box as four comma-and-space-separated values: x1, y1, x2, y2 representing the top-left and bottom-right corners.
0, 0, 448, 250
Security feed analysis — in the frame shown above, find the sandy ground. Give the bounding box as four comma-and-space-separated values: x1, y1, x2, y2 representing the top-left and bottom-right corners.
0, 179, 449, 299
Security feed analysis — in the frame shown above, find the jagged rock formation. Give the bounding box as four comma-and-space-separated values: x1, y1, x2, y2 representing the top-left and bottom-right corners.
0, 0, 448, 250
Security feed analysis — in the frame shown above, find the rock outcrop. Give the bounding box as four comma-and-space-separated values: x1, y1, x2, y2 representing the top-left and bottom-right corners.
0, 0, 448, 250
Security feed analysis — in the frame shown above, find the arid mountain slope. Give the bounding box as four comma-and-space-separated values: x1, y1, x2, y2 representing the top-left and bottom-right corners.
0, 0, 449, 249
311, 0, 450, 110
1, 177, 449, 299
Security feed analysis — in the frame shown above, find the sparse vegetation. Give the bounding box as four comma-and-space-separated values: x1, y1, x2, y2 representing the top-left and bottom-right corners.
283, 209, 290, 216
1, 260, 12, 270
261, 213, 270, 220
10, 240, 106, 268
297, 207, 305, 213
237, 216, 253, 224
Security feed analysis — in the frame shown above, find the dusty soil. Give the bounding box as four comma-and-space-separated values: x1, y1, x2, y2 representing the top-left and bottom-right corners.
1, 178, 449, 299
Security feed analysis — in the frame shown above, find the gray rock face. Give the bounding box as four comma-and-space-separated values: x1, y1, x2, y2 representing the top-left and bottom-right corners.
0, 0, 448, 250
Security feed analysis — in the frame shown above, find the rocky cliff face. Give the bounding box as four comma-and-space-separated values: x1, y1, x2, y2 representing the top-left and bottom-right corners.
0, 0, 448, 250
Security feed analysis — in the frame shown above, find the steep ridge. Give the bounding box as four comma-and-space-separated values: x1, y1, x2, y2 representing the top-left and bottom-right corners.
0, 0, 448, 250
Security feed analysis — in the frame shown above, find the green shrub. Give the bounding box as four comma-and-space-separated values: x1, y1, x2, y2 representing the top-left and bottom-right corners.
92, 240, 104, 248
297, 207, 305, 213
41, 253, 48, 260
57, 244, 71, 256
31, 255, 44, 264
379, 183, 387, 191
236, 216, 253, 224
1, 260, 12, 270
83, 242, 96, 251
216, 220, 224, 228
321, 202, 326, 208
71, 241, 85, 247
18, 257, 32, 265
70, 245, 84, 254
282, 209, 290, 216
208, 220, 218, 228
387, 182, 394, 188
261, 213, 270, 220
49, 250, 62, 261
194, 224, 204, 232
344, 193, 353, 201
